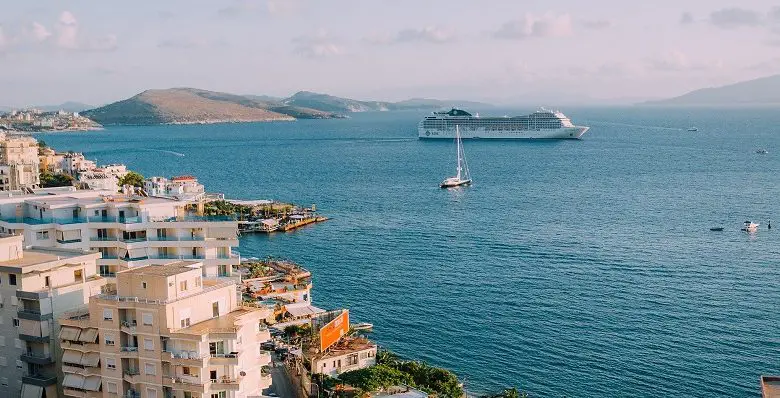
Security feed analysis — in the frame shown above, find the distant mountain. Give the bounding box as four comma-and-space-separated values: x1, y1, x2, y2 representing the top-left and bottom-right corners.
281, 91, 493, 113
82, 88, 336, 125
642, 74, 780, 106
0, 102, 93, 113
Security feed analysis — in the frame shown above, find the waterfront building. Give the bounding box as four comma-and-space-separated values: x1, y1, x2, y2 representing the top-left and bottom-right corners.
0, 188, 241, 281
0, 134, 40, 191
0, 233, 105, 398
38, 147, 65, 174
62, 153, 97, 177
144, 176, 206, 201
78, 170, 119, 191
58, 261, 274, 398
308, 336, 377, 377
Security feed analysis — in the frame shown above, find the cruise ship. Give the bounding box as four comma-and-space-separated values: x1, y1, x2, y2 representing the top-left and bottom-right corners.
418, 108, 589, 139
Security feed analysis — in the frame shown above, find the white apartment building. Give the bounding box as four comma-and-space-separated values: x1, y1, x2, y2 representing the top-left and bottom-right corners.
59, 261, 273, 398
78, 171, 120, 191
144, 176, 206, 201
62, 153, 96, 177
0, 188, 240, 280
0, 234, 105, 398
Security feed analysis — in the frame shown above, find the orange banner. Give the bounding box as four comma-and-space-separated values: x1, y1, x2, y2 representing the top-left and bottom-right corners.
319, 310, 349, 352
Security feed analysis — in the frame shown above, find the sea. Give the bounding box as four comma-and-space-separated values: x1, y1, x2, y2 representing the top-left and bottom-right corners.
36, 107, 780, 397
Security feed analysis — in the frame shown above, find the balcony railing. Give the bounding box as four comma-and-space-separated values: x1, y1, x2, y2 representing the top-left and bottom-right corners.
120, 346, 138, 352
118, 256, 149, 262
148, 236, 206, 241
56, 238, 82, 244
90, 237, 119, 241
120, 237, 148, 243
99, 271, 117, 277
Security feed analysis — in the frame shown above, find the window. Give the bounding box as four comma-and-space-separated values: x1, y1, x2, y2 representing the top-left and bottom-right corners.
73, 269, 83, 282
195, 277, 201, 287
103, 308, 113, 321
35, 231, 49, 240
212, 302, 219, 317
180, 281, 187, 291
209, 341, 224, 355
104, 334, 115, 346
185, 392, 192, 398
106, 357, 116, 369
142, 313, 153, 326
106, 382, 117, 393
142, 281, 147, 289
44, 276, 50, 288
144, 338, 153, 351
182, 366, 191, 375
9, 274, 16, 286
12, 319, 18, 327
180, 318, 190, 328
147, 388, 158, 398
144, 362, 156, 375
211, 393, 227, 398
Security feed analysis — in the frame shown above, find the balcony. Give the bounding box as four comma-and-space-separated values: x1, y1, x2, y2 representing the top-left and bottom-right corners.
57, 238, 82, 244
90, 236, 118, 241
22, 374, 58, 387
18, 333, 49, 343
120, 237, 148, 243
18, 308, 53, 321
210, 376, 242, 390
99, 271, 117, 278
87, 215, 144, 224
120, 346, 139, 357
0, 216, 86, 225
162, 375, 207, 393
125, 391, 141, 398
123, 368, 140, 383
149, 236, 206, 241
209, 352, 239, 365
120, 320, 137, 334
162, 350, 206, 366
64, 388, 87, 398
118, 256, 149, 262
16, 290, 49, 300
20, 352, 54, 365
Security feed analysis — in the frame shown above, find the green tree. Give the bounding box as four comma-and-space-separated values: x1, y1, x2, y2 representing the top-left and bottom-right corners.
40, 171, 74, 188
338, 365, 413, 394
118, 171, 144, 188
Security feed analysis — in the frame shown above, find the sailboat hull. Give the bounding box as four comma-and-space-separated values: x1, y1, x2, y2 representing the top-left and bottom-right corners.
440, 179, 472, 188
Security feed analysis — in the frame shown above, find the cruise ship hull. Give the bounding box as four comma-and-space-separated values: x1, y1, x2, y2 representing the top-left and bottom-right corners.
419, 126, 589, 139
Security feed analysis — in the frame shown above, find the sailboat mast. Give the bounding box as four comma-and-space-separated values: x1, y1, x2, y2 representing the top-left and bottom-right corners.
456, 125, 462, 179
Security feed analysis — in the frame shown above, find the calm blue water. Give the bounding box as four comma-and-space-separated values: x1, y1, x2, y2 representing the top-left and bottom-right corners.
37, 108, 780, 397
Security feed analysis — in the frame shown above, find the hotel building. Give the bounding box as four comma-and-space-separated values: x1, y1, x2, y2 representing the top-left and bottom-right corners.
0, 188, 241, 281
59, 261, 273, 398
0, 233, 105, 398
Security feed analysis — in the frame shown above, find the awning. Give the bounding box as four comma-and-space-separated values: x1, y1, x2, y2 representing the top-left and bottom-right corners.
59, 326, 81, 341
62, 350, 83, 366
284, 303, 325, 318
82, 352, 100, 367
78, 328, 98, 343
62, 229, 81, 240
83, 376, 101, 392
20, 384, 43, 398
62, 373, 85, 389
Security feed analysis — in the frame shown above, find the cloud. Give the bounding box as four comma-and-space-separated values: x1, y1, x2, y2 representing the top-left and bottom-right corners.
646, 50, 722, 72
217, 0, 259, 17
0, 26, 9, 51
494, 13, 573, 39
292, 31, 344, 58
30, 22, 51, 42
709, 8, 762, 29
680, 12, 694, 25
266, 0, 300, 16
51, 11, 117, 52
395, 26, 455, 43
580, 20, 611, 30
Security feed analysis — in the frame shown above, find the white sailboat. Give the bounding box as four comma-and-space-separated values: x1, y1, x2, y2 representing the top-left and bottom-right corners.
440, 125, 472, 188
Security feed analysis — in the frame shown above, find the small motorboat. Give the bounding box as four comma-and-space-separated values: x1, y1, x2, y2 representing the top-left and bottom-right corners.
687, 127, 698, 132
710, 227, 724, 231
352, 322, 374, 331
741, 221, 759, 232
756, 148, 769, 154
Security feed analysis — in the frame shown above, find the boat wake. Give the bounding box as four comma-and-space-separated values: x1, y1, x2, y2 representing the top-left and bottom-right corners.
140, 148, 185, 157
591, 121, 682, 131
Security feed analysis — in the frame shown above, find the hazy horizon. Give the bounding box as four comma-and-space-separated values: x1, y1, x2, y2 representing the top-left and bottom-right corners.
2, 0, 780, 106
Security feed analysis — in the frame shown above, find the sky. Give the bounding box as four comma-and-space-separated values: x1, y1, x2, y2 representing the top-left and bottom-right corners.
1, 0, 780, 106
